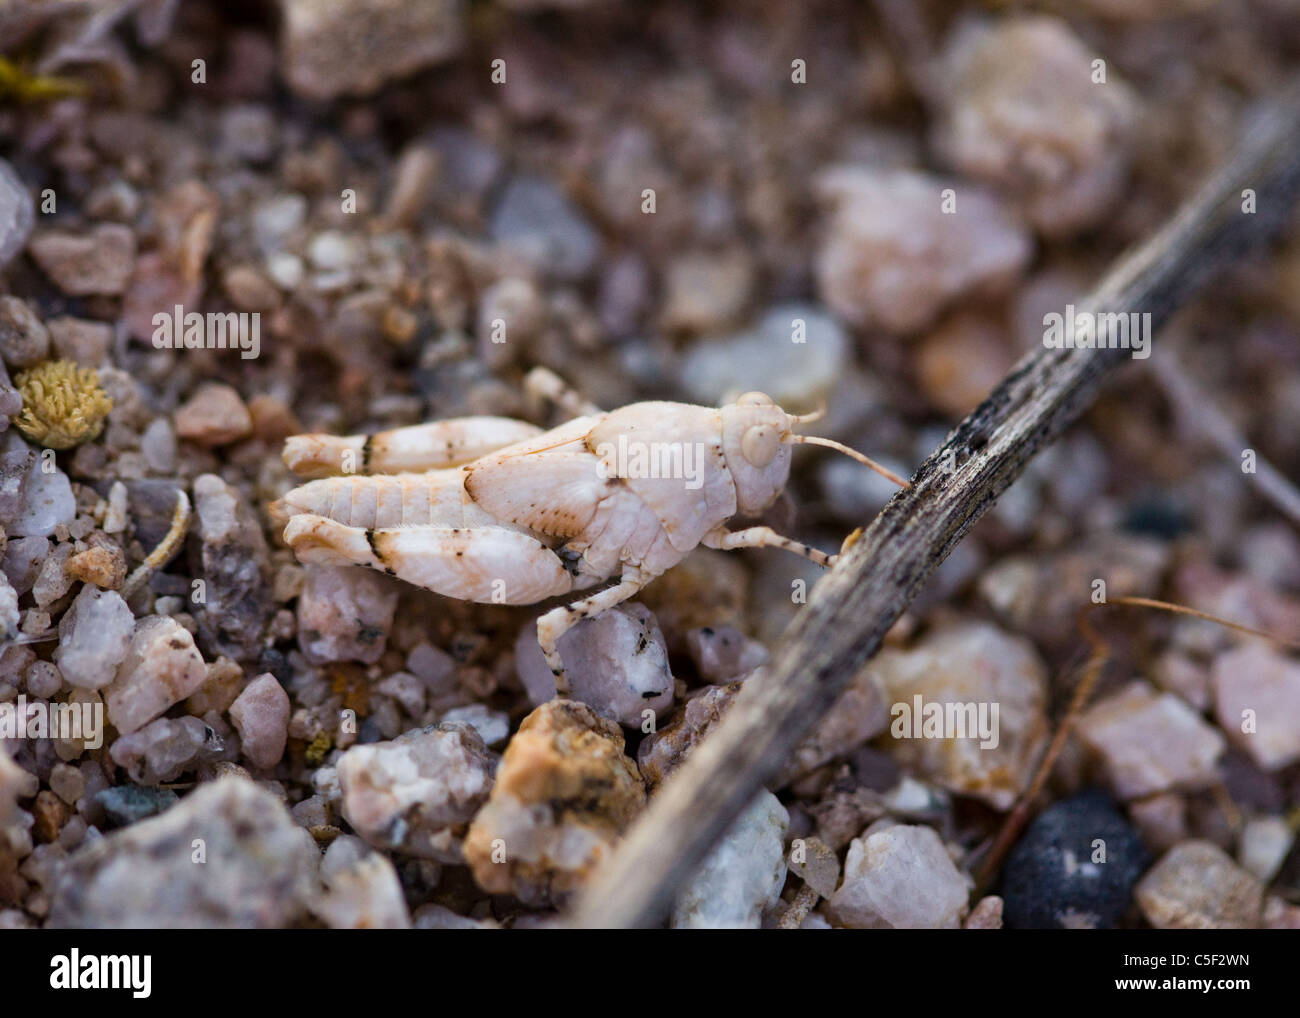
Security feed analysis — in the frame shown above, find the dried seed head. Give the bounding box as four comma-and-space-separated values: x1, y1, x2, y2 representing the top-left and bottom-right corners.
12, 358, 113, 450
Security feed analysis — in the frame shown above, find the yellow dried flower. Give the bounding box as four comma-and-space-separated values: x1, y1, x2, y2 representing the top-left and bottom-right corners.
12, 359, 113, 450
304, 730, 333, 766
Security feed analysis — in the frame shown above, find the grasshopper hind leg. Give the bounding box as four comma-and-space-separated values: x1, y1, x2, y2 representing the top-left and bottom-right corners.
282, 514, 575, 605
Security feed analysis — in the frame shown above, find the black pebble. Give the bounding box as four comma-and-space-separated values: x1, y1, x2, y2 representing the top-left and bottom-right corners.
258, 647, 291, 684
1121, 497, 1191, 540
95, 786, 179, 828
1000, 789, 1148, 929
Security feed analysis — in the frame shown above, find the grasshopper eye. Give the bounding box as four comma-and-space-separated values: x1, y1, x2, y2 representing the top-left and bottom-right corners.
736, 391, 774, 407
741, 424, 781, 467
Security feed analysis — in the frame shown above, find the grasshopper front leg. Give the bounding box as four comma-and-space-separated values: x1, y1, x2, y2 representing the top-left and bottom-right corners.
535, 573, 647, 694
703, 525, 836, 567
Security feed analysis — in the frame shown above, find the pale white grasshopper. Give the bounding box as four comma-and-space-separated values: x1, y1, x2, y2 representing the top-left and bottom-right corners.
271, 371, 908, 687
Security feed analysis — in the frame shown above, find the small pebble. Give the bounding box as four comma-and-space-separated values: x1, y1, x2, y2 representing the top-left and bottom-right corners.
514, 605, 673, 727
109, 714, 223, 785
54, 586, 135, 690
337, 723, 497, 860
784, 660, 891, 781
280, 0, 464, 99
978, 535, 1169, 650
312, 841, 411, 929
868, 619, 1049, 810
66, 545, 126, 589
0, 296, 50, 369
138, 419, 177, 475
31, 542, 73, 608
21, 606, 51, 635
372, 670, 425, 719
932, 16, 1138, 236
788, 834, 841, 899
671, 790, 789, 929
1127, 792, 1188, 855
24, 660, 62, 698
0, 158, 34, 267
1135, 840, 1264, 929
10, 449, 75, 538
1264, 896, 1300, 929
638, 683, 740, 791
464, 700, 645, 907
1078, 681, 1225, 799
476, 277, 546, 357
1211, 643, 1300, 771
814, 166, 1031, 334
964, 896, 1004, 929
193, 473, 274, 661
828, 824, 971, 929
439, 703, 510, 747
175, 384, 253, 447
297, 564, 398, 665
102, 616, 208, 734
228, 673, 291, 770
29, 225, 136, 296
685, 625, 768, 682
412, 903, 497, 930
51, 777, 317, 927
677, 303, 847, 408
1237, 816, 1293, 883
914, 312, 1013, 418
32, 790, 71, 843
2, 537, 47, 596
489, 174, 600, 282
660, 248, 753, 334
219, 103, 277, 163
307, 230, 360, 272
0, 358, 20, 426
46, 317, 112, 367
0, 436, 32, 526
0, 572, 17, 642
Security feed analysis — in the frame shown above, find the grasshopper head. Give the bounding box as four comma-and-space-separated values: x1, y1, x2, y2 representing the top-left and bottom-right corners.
722, 391, 912, 516
720, 392, 795, 515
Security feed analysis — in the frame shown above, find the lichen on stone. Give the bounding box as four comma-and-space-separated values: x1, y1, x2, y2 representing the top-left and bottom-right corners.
12, 358, 113, 450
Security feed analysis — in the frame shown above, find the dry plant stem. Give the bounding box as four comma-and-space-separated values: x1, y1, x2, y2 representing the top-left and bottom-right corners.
975, 608, 1109, 891
120, 490, 192, 600
1107, 594, 1300, 649
778, 884, 820, 929
570, 78, 1300, 929
1150, 353, 1300, 528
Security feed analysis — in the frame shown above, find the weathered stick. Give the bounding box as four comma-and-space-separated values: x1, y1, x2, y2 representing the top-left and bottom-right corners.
571, 78, 1300, 928
1150, 353, 1300, 528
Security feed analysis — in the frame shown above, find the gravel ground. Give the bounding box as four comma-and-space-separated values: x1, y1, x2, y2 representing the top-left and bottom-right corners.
1, 0, 1299, 929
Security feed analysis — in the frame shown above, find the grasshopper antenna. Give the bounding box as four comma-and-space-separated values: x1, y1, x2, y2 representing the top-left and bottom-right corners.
786, 433, 912, 489
788, 406, 826, 425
